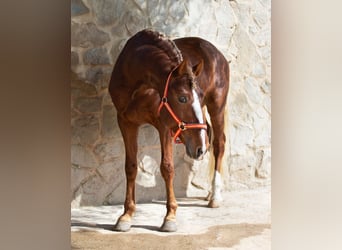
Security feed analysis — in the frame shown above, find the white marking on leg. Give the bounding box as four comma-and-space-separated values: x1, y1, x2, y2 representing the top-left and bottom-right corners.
192, 89, 206, 152
211, 170, 223, 201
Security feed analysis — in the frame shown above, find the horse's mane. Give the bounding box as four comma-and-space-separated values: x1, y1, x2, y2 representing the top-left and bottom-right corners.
131, 29, 183, 67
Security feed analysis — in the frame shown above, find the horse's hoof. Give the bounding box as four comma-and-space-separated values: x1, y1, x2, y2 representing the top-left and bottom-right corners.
160, 220, 177, 232
114, 220, 132, 232
208, 199, 220, 208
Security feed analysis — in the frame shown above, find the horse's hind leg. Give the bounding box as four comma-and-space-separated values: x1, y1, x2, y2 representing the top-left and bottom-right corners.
206, 102, 227, 208
114, 117, 138, 232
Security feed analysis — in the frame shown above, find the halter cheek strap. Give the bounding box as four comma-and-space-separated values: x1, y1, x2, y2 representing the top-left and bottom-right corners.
157, 68, 207, 143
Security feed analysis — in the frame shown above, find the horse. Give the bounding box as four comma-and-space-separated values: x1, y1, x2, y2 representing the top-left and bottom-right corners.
108, 29, 229, 232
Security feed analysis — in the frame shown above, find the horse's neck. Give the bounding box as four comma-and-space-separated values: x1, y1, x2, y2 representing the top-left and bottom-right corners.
143, 66, 174, 96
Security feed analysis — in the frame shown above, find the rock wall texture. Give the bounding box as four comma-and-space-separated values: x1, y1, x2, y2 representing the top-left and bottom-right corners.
71, 0, 271, 207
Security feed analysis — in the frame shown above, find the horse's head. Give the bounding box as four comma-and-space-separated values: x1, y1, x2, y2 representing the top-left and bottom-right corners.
159, 59, 209, 160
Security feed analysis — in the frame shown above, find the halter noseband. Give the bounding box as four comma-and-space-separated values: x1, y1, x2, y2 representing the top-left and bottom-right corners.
157, 67, 207, 143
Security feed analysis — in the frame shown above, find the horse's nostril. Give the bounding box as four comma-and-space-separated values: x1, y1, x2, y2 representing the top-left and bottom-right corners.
196, 147, 204, 158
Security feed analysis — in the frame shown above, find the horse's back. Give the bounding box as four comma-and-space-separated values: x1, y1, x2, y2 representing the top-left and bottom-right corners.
174, 37, 228, 66
174, 37, 230, 101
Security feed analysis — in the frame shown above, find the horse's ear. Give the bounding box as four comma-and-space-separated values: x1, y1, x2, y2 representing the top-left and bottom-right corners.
176, 59, 188, 75
192, 60, 204, 76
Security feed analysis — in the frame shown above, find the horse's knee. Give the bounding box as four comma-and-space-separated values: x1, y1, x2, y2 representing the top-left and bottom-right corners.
125, 162, 137, 179
160, 162, 174, 179
213, 133, 226, 147
213, 136, 226, 157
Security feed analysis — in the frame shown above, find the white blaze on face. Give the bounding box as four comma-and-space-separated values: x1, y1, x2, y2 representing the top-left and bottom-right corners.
192, 89, 206, 152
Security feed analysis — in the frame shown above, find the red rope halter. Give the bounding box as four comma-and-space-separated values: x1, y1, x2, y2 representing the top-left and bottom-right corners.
157, 67, 207, 143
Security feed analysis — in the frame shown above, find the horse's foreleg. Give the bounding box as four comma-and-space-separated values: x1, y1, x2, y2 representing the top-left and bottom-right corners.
114, 118, 138, 232
207, 107, 227, 208
159, 128, 178, 232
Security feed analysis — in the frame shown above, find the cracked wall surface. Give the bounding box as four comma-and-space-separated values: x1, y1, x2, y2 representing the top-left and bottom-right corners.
71, 0, 271, 207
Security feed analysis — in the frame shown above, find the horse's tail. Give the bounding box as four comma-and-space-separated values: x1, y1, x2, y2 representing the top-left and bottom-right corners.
222, 105, 229, 183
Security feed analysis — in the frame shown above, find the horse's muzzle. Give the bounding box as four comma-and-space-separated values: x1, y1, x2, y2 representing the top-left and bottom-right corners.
186, 144, 207, 160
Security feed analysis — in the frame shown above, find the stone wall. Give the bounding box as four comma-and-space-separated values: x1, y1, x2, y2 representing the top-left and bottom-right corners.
71, 0, 271, 207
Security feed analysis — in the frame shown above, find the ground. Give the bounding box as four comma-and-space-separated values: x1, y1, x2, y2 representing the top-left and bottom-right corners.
71, 186, 270, 250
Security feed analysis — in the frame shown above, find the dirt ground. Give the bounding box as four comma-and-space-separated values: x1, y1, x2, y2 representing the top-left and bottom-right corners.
72, 223, 270, 250
71, 186, 271, 250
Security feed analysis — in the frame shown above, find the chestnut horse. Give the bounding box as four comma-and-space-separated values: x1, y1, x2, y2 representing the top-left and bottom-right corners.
108, 29, 229, 232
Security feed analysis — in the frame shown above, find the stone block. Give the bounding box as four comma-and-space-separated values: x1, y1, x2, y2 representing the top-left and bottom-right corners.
97, 162, 125, 184
252, 106, 269, 132
71, 76, 98, 97
87, 0, 129, 26
174, 162, 192, 197
101, 105, 121, 139
71, 165, 94, 193
230, 1, 251, 31
71, 144, 98, 168
136, 155, 159, 188
71, 22, 110, 48
233, 27, 261, 76
83, 48, 111, 65
251, 0, 268, 28
94, 140, 125, 163
255, 148, 271, 179
252, 62, 266, 78
124, 11, 148, 36
259, 45, 271, 61
110, 25, 128, 38
74, 96, 102, 113
78, 175, 111, 206
230, 169, 253, 187
229, 150, 258, 187
72, 114, 100, 145
254, 28, 270, 48
244, 77, 263, 105
230, 124, 254, 155
188, 159, 211, 193
105, 186, 126, 205
85, 66, 112, 89
254, 121, 271, 147
230, 91, 254, 126
168, 1, 187, 22
138, 125, 160, 147
85, 66, 103, 85
135, 176, 166, 203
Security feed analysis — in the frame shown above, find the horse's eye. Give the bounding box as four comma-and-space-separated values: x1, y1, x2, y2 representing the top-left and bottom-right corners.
178, 96, 188, 103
